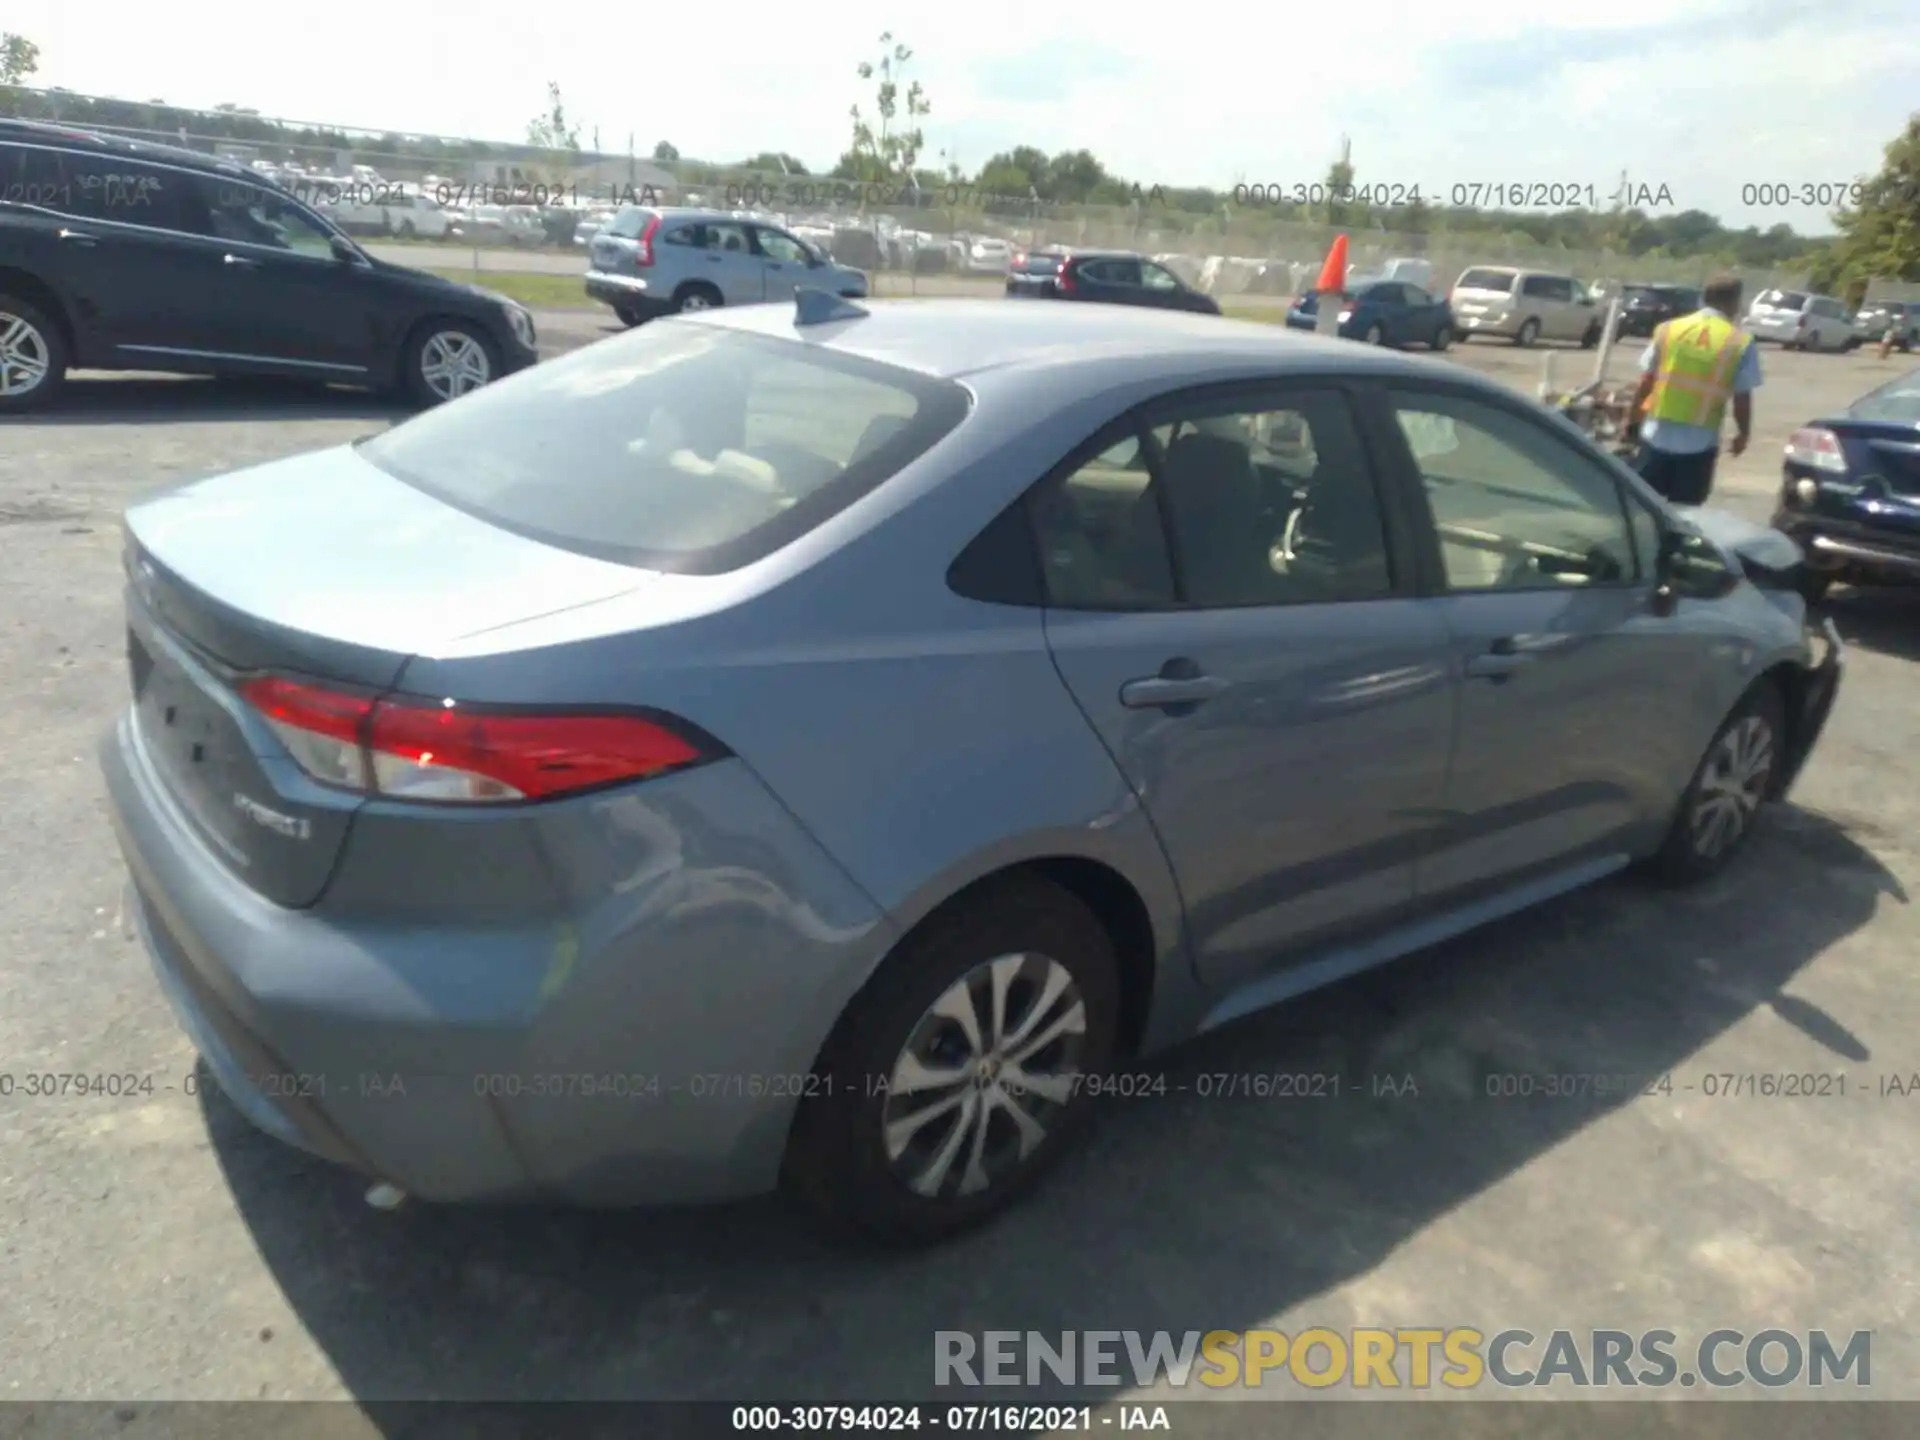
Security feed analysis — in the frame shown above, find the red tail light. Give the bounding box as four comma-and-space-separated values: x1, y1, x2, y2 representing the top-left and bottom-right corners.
1796, 312, 1808, 329
240, 677, 715, 804
635, 211, 662, 267
1056, 257, 1076, 293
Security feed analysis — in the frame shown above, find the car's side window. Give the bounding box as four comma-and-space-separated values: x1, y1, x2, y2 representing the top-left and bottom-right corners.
1153, 391, 1393, 607
755, 228, 809, 264
59, 155, 207, 236
1405, 285, 1433, 306
1521, 275, 1552, 298
705, 222, 750, 253
661, 224, 701, 247
1029, 431, 1177, 608
196, 177, 336, 257
1389, 389, 1638, 590
0, 144, 73, 213
1139, 262, 1179, 292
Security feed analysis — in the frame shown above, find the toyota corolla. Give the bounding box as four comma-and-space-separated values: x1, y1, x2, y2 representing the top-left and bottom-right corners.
104, 294, 1842, 1246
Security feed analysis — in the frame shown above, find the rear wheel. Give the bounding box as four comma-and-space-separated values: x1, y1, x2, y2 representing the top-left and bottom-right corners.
1580, 321, 1601, 348
1514, 318, 1541, 348
0, 297, 68, 413
1363, 322, 1386, 346
673, 284, 721, 314
783, 876, 1123, 1247
613, 302, 647, 328
1431, 325, 1452, 351
1649, 681, 1787, 885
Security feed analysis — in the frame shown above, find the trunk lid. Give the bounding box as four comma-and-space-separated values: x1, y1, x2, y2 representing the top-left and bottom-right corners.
121, 445, 655, 907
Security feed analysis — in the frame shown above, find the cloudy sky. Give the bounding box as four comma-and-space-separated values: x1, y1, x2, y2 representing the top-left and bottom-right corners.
7, 0, 1911, 234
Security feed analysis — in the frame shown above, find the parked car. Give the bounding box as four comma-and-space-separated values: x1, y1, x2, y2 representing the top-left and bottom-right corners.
381, 192, 452, 241
1285, 275, 1454, 349
101, 296, 1842, 1245
0, 119, 537, 411
1449, 266, 1603, 347
1852, 300, 1918, 352
1745, 289, 1854, 352
449, 204, 544, 247
963, 236, 1013, 275
1614, 283, 1703, 339
584, 205, 868, 326
1772, 368, 1920, 600
1005, 249, 1221, 314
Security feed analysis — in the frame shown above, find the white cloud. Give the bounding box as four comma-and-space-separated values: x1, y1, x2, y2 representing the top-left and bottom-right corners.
4, 0, 1910, 232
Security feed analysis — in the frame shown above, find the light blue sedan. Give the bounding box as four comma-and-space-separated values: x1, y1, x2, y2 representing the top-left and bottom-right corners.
102, 293, 1842, 1246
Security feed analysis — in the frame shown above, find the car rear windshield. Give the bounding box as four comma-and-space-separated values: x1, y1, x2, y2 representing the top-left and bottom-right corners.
1848, 377, 1920, 424
1758, 290, 1807, 310
357, 323, 972, 574
604, 205, 653, 238
1016, 253, 1064, 275
1455, 269, 1515, 293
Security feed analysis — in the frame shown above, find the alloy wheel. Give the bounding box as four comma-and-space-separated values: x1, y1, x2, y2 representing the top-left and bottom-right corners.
1688, 715, 1775, 860
679, 292, 714, 312
419, 331, 492, 400
0, 312, 52, 398
881, 952, 1087, 1200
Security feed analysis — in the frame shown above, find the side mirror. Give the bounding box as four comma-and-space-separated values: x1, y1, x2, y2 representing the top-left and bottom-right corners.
330, 235, 360, 264
1655, 527, 1741, 608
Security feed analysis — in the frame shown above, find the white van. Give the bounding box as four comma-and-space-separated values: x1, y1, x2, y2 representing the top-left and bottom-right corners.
1449, 265, 1604, 347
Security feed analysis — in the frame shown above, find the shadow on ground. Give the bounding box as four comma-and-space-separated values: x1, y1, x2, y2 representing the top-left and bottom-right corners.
14, 376, 411, 426
201, 808, 1901, 1416
1821, 586, 1920, 666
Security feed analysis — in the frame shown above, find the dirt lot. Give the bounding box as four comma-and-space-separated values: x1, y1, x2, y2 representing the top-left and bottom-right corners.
2, 319, 1917, 1426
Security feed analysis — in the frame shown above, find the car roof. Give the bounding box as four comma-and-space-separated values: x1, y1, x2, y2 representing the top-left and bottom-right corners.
0, 118, 254, 180
688, 297, 1481, 385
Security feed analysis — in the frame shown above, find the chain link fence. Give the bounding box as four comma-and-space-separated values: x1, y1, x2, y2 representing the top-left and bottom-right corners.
2, 86, 1840, 305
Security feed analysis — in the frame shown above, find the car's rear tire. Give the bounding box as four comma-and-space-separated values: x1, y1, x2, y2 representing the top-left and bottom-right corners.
1364, 322, 1387, 346
0, 296, 69, 414
1431, 325, 1452, 351
782, 875, 1123, 1248
1581, 321, 1601, 348
401, 320, 499, 407
1649, 681, 1788, 885
1514, 318, 1541, 347
614, 303, 647, 328
672, 284, 721, 314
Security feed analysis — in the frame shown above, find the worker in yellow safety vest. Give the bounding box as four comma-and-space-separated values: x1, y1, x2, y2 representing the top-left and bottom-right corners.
1625, 273, 1761, 506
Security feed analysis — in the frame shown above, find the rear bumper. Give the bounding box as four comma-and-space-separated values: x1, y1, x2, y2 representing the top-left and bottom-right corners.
101, 709, 895, 1207
584, 270, 670, 319
1773, 513, 1920, 581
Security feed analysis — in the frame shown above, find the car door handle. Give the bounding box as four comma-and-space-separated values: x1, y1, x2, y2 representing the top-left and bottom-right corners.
1464, 638, 1535, 680
1120, 674, 1230, 709
58, 229, 99, 247
223, 253, 261, 269
706, 254, 724, 263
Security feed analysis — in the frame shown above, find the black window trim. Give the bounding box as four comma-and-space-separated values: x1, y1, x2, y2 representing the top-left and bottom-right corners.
990, 377, 1422, 614
1356, 376, 1663, 598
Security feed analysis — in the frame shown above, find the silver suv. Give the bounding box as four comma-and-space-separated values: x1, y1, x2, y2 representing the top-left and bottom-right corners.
585, 206, 869, 326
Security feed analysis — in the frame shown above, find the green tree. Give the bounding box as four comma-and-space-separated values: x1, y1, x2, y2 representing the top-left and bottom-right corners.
742, 150, 809, 176
653, 140, 680, 163
526, 82, 581, 152
1, 31, 38, 85
847, 32, 931, 183
1828, 113, 1920, 289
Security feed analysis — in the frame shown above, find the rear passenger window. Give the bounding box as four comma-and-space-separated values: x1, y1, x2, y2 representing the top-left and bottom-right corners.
662, 224, 700, 246
0, 145, 73, 212
1030, 434, 1176, 608
60, 156, 206, 235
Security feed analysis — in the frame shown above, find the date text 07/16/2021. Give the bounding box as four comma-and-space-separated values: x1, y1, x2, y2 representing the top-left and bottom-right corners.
1229, 181, 1676, 210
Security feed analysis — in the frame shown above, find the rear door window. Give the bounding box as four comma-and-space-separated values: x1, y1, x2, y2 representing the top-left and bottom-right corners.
358, 325, 972, 574
604, 205, 654, 238
1457, 269, 1515, 293
0, 144, 77, 213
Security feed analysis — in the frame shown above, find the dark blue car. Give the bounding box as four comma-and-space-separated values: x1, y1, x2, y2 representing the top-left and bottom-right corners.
1773, 368, 1920, 602
1285, 277, 1456, 350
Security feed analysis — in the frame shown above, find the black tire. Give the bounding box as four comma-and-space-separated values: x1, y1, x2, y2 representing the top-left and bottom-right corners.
1580, 321, 1601, 349
782, 875, 1123, 1247
0, 294, 71, 414
1514, 318, 1541, 348
398, 220, 417, 240
613, 303, 647, 328
400, 319, 500, 408
1648, 681, 1788, 885
1431, 325, 1452, 351
1799, 570, 1836, 606
671, 283, 722, 314
1363, 322, 1387, 346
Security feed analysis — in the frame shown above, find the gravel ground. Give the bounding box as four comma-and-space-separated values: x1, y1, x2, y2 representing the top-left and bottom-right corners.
2, 318, 1917, 1428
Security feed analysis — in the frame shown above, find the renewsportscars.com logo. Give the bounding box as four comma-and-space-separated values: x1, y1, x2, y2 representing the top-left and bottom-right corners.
934, 1328, 1872, 1390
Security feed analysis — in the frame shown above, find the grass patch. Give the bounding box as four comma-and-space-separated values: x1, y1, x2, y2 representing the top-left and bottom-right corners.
422, 268, 597, 310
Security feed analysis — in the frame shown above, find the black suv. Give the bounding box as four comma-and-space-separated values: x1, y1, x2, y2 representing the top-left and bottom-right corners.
1004, 249, 1221, 314
0, 120, 539, 412
1613, 283, 1702, 339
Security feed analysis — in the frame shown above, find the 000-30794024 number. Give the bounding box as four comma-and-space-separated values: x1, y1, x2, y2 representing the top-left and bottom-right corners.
0, 1072, 201, 1098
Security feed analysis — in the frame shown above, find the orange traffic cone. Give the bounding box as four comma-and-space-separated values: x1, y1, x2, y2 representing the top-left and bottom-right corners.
1314, 233, 1350, 294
